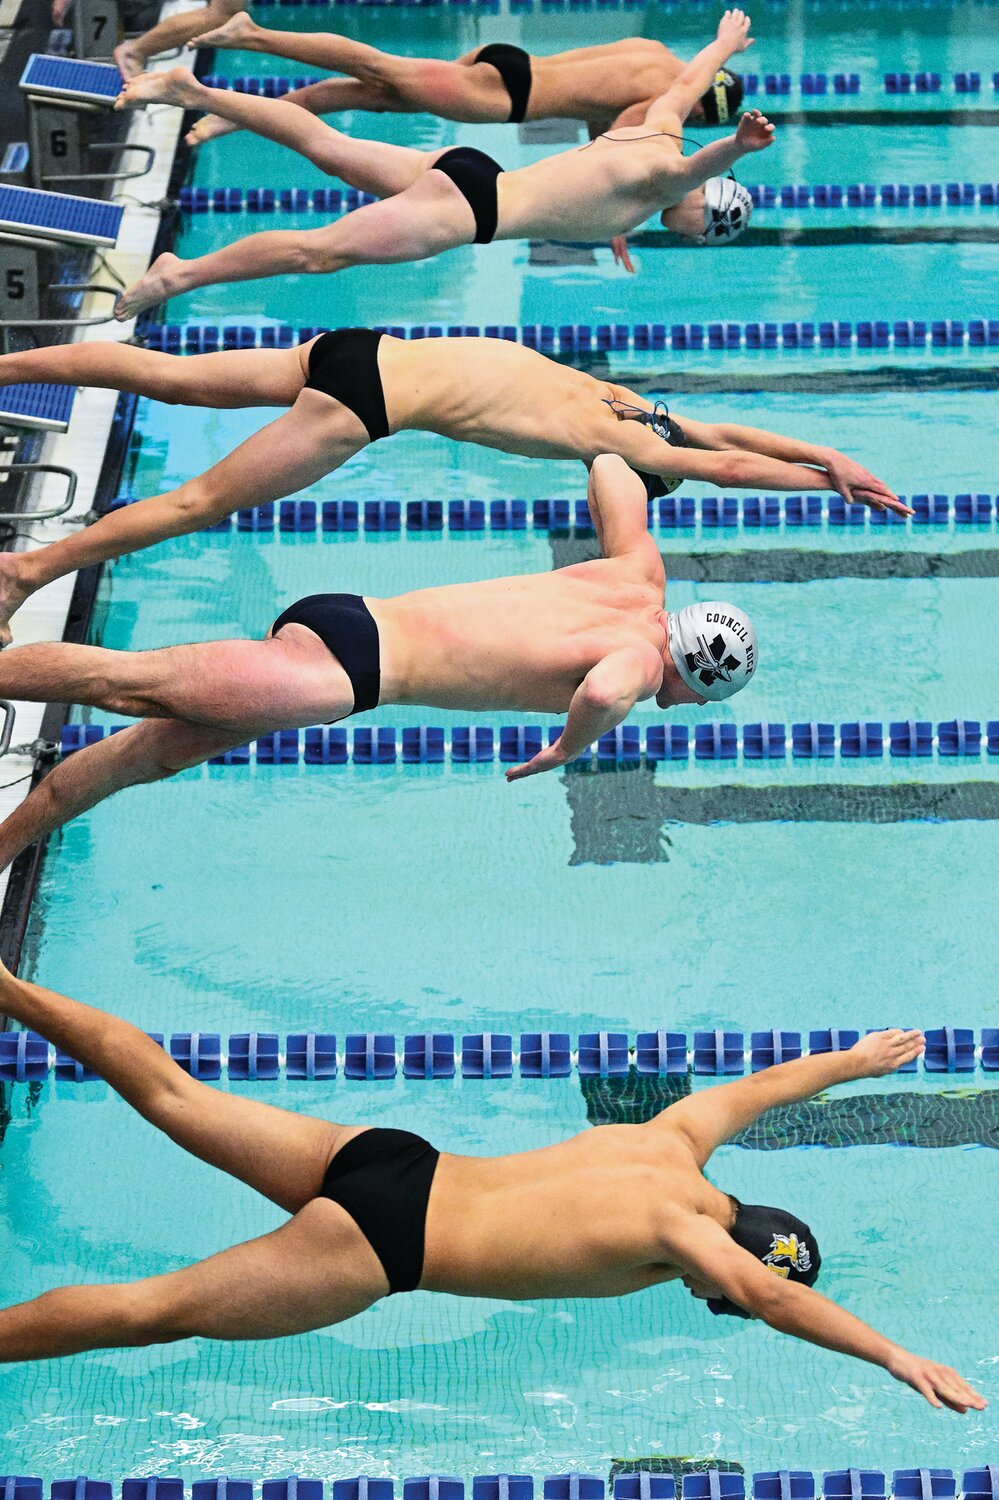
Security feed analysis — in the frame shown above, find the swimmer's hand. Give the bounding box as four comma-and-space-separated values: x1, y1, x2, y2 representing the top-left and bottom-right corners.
716, 8, 755, 52
821, 451, 913, 515
848, 1027, 925, 1077
505, 743, 568, 782
611, 236, 636, 273
886, 1350, 987, 1413
734, 108, 775, 152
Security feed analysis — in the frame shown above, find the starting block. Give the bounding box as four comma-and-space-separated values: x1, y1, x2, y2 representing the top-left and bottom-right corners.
0, 384, 79, 524
0, 184, 122, 349
20, 55, 154, 190
0, 385, 75, 433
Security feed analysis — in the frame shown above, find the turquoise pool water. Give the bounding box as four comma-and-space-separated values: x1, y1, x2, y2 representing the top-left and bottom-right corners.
2, 0, 998, 1482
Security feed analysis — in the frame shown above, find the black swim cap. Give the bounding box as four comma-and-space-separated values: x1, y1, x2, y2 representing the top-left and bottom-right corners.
707, 1200, 821, 1318
628, 407, 686, 500
699, 69, 744, 125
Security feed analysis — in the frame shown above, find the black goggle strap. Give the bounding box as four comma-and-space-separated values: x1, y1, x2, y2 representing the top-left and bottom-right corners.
603, 396, 673, 442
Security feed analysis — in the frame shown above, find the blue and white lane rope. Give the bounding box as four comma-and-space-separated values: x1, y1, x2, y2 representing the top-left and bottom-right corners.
0, 1025, 994, 1081
4, 1470, 999, 1500
108, 492, 999, 533
142, 318, 999, 354
59, 720, 999, 765
178, 181, 999, 213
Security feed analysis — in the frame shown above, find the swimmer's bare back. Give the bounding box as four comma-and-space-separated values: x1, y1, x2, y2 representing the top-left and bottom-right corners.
495, 126, 687, 240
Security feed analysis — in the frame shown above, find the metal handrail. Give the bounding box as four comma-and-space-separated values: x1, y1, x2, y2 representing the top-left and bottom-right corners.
0, 282, 119, 331
0, 463, 78, 522
41, 142, 156, 185
0, 702, 16, 759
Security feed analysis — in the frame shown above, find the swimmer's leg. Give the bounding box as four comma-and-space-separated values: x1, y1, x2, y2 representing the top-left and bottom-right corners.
193, 13, 419, 93
0, 1203, 387, 1361
0, 626, 354, 733
114, 173, 472, 322
0, 961, 344, 1210
187, 79, 394, 148
117, 69, 432, 194
0, 341, 309, 409
192, 15, 507, 123
0, 390, 367, 638
113, 0, 243, 79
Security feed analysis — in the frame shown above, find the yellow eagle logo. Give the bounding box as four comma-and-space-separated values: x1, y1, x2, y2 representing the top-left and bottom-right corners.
762, 1233, 812, 1280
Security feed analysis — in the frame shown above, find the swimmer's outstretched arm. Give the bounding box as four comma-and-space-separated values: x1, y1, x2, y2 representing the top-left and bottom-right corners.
668, 1213, 986, 1413
660, 1031, 986, 1411
661, 1029, 926, 1165
505, 645, 663, 782
601, 411, 900, 506
657, 108, 775, 198
643, 8, 754, 128
675, 413, 912, 513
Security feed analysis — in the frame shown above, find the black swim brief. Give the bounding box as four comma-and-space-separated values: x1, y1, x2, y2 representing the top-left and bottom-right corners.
433, 146, 503, 244
475, 42, 532, 124
633, 468, 676, 502
270, 592, 380, 716
320, 1128, 441, 1294
303, 327, 389, 442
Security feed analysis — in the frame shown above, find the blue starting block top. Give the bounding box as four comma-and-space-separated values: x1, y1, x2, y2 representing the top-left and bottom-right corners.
20, 54, 123, 105
0, 185, 123, 247
0, 383, 74, 432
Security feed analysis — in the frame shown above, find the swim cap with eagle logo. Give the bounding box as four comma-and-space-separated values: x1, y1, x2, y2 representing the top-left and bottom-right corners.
701, 175, 754, 244
707, 1201, 822, 1318
699, 68, 744, 125
667, 601, 757, 700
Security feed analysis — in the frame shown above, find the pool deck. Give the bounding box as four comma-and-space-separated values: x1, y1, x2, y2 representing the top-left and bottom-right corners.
0, 1, 196, 967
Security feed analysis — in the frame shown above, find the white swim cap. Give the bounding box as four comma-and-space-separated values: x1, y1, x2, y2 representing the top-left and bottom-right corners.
702, 176, 753, 245
667, 601, 757, 700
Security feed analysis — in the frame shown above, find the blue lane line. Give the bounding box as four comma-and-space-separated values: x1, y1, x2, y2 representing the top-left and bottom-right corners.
0, 1025, 992, 1080
60, 720, 999, 765
108, 492, 999, 532
142, 318, 999, 354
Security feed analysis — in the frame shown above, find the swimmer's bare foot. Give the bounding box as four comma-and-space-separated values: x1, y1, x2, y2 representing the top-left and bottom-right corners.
51, 0, 73, 25
113, 40, 146, 80
193, 10, 259, 48
0, 555, 35, 649
115, 252, 182, 322
186, 112, 239, 147
115, 65, 205, 112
